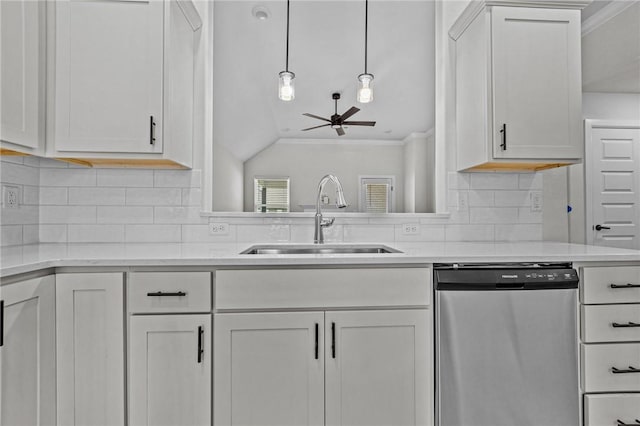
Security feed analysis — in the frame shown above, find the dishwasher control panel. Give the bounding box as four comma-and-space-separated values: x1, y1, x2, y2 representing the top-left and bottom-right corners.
434, 264, 579, 290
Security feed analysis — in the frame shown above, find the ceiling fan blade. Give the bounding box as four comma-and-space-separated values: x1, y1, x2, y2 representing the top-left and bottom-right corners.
343, 121, 376, 126
302, 123, 331, 131
303, 113, 331, 122
336, 127, 346, 136
339, 106, 360, 121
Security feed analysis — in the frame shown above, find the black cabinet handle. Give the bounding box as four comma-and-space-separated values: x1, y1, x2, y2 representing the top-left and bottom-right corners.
314, 323, 319, 360
612, 322, 640, 328
149, 116, 156, 145
146, 291, 186, 297
611, 366, 640, 374
610, 283, 640, 289
197, 326, 204, 363
331, 322, 336, 359
616, 420, 640, 425
499, 123, 507, 150
0, 300, 4, 347
595, 224, 611, 231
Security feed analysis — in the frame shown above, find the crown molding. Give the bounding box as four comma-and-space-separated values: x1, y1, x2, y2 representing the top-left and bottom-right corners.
449, 0, 592, 40
581, 0, 638, 36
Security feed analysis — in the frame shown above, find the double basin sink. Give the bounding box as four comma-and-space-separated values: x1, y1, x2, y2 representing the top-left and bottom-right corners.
241, 244, 402, 255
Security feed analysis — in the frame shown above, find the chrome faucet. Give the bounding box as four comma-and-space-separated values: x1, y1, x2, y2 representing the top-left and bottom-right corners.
314, 174, 347, 244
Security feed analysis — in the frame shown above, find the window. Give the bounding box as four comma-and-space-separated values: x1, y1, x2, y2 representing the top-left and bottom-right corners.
359, 177, 394, 213
254, 177, 290, 213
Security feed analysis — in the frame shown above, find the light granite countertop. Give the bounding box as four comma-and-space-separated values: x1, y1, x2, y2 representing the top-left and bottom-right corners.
1, 242, 639, 278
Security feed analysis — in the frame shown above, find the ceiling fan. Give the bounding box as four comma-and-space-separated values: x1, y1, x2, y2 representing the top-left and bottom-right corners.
302, 93, 376, 136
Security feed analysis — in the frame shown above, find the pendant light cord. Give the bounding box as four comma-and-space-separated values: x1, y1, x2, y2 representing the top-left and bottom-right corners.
364, 0, 368, 74
285, 0, 290, 72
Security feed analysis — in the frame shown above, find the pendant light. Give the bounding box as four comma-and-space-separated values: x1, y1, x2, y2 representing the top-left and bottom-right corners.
357, 0, 374, 104
278, 0, 295, 101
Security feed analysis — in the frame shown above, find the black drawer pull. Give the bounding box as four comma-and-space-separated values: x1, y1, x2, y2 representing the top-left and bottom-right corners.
499, 123, 507, 150
149, 115, 156, 145
197, 325, 204, 363
611, 366, 640, 374
331, 322, 336, 359
616, 420, 640, 426
314, 323, 319, 360
146, 291, 186, 297
0, 300, 4, 347
610, 283, 640, 289
612, 322, 640, 328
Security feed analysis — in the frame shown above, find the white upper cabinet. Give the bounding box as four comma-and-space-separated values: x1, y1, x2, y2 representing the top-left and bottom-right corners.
49, 0, 202, 168
0, 0, 45, 154
450, 1, 588, 172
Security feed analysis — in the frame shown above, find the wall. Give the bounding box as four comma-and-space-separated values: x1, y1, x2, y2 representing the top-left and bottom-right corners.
0, 156, 40, 246
243, 140, 406, 213
568, 92, 640, 244
212, 142, 243, 211
404, 132, 435, 213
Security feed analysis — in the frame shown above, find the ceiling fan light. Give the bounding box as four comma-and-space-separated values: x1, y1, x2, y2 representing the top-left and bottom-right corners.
357, 73, 374, 104
278, 71, 295, 101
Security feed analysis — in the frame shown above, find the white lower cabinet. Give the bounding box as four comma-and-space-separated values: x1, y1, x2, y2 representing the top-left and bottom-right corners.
56, 272, 125, 426
129, 314, 211, 426
214, 309, 431, 426
0, 275, 56, 425
584, 394, 640, 426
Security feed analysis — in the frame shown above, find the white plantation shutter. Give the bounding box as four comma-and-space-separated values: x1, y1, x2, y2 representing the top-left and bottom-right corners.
365, 184, 389, 213
254, 178, 290, 212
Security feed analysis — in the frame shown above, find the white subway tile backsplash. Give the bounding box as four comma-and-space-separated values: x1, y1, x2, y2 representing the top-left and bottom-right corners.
394, 225, 445, 242
69, 187, 126, 205
1, 161, 39, 186
96, 169, 154, 187
470, 207, 518, 224
2, 206, 39, 225
182, 224, 238, 243
494, 191, 531, 207
97, 206, 153, 224
40, 168, 96, 187
125, 225, 181, 243
518, 173, 543, 190
1, 225, 23, 246
468, 190, 494, 207
22, 225, 39, 244
447, 172, 470, 190
290, 224, 343, 243
37, 157, 69, 168
343, 225, 395, 242
22, 185, 39, 205
517, 207, 543, 224
126, 188, 181, 206
154, 207, 207, 224
236, 224, 291, 243
39, 224, 68, 243
154, 170, 201, 188
181, 189, 202, 206
445, 224, 495, 241
494, 224, 543, 241
68, 224, 125, 243
470, 173, 519, 190
39, 187, 68, 205
40, 206, 96, 224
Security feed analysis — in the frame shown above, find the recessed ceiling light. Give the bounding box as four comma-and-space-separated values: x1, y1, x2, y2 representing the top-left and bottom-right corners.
252, 5, 270, 20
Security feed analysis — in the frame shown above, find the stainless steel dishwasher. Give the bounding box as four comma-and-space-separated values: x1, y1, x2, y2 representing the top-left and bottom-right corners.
434, 263, 580, 426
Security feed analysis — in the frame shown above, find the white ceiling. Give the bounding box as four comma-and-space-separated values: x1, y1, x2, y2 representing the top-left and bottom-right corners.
213, 0, 435, 161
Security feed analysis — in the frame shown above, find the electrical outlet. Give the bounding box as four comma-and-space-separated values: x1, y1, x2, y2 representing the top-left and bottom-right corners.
457, 192, 468, 211
402, 224, 419, 235
2, 185, 19, 209
530, 191, 543, 212
209, 223, 229, 235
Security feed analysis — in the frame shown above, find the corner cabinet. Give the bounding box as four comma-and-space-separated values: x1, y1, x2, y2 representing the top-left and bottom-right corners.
0, 0, 46, 155
0, 275, 56, 426
214, 268, 433, 426
47, 0, 202, 168
450, 1, 588, 172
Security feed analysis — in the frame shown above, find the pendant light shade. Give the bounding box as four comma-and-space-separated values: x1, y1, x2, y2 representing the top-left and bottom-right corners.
357, 0, 373, 104
278, 0, 295, 101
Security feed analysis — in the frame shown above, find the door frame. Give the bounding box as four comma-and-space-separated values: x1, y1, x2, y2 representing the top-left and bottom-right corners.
584, 119, 640, 245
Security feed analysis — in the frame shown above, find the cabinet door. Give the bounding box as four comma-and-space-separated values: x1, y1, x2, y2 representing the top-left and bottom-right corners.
325, 310, 432, 426
129, 314, 211, 426
56, 273, 125, 426
0, 275, 55, 425
0, 0, 44, 151
54, 0, 163, 153
492, 7, 581, 160
214, 312, 325, 426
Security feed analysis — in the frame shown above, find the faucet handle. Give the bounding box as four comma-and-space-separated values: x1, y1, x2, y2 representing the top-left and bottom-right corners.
320, 217, 335, 228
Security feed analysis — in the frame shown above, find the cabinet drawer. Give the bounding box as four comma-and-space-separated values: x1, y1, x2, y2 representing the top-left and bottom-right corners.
581, 343, 640, 392
215, 268, 431, 310
584, 394, 640, 426
128, 272, 211, 313
582, 267, 640, 304
582, 305, 640, 343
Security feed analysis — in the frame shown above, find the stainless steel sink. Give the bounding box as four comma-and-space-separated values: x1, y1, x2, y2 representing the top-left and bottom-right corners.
240, 244, 402, 255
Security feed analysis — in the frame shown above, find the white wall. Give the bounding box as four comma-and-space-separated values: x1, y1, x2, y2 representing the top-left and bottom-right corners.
404, 132, 435, 213
212, 142, 243, 212
568, 92, 640, 243
243, 140, 405, 212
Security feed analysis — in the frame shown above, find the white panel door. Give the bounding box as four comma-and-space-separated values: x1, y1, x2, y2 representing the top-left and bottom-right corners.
587, 125, 640, 249
129, 315, 211, 426
0, 275, 56, 426
325, 310, 432, 426
54, 0, 163, 153
0, 0, 44, 151
492, 7, 582, 160
56, 273, 125, 426
214, 312, 324, 426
